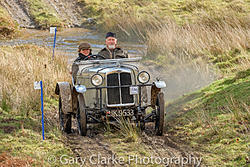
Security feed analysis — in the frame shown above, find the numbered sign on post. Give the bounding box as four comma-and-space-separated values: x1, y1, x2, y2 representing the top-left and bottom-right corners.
50, 27, 57, 34
34, 81, 45, 140
34, 81, 41, 90
50, 27, 57, 59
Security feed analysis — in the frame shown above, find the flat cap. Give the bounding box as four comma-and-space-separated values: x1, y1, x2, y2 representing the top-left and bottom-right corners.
78, 43, 91, 51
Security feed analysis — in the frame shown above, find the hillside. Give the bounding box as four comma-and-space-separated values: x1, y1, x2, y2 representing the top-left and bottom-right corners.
166, 69, 250, 166
0, 0, 85, 29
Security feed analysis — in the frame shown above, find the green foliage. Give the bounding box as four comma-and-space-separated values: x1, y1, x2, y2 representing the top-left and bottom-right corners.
25, 0, 63, 28
166, 69, 250, 166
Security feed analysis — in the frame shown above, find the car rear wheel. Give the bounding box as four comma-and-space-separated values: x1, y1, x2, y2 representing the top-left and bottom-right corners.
155, 92, 165, 136
77, 94, 87, 136
139, 121, 145, 131
59, 96, 72, 133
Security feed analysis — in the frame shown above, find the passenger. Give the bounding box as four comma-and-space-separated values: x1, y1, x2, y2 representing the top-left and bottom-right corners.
72, 43, 92, 82
98, 32, 128, 59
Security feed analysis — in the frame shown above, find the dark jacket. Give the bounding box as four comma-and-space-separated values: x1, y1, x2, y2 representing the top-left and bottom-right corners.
98, 47, 128, 59
72, 53, 92, 82
74, 53, 89, 62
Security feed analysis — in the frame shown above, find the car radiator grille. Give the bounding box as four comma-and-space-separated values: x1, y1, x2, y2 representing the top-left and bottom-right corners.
107, 72, 133, 105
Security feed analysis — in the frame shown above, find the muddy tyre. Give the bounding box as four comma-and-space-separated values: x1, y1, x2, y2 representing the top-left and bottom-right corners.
77, 94, 87, 136
155, 92, 165, 136
59, 96, 72, 133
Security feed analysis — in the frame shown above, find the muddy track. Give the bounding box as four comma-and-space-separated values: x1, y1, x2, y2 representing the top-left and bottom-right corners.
45, 109, 117, 166
62, 130, 115, 166
45, 104, 203, 167
58, 126, 203, 167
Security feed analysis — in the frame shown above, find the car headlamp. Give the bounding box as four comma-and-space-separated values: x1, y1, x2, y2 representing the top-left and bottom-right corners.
137, 71, 150, 84
91, 74, 103, 86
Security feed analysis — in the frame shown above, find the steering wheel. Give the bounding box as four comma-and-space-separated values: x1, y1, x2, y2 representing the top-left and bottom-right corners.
84, 54, 106, 60
94, 54, 106, 60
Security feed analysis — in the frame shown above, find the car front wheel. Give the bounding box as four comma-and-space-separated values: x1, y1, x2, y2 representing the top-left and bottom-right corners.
155, 92, 165, 136
59, 96, 72, 133
77, 94, 87, 136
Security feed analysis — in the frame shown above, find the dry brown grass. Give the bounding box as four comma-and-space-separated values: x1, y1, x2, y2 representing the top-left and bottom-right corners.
0, 45, 70, 114
0, 6, 18, 39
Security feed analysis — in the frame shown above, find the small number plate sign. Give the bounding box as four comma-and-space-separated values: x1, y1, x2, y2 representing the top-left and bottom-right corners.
34, 81, 41, 90
130, 86, 138, 95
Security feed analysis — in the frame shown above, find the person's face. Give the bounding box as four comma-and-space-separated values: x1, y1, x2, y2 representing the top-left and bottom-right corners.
80, 49, 90, 56
105, 37, 117, 49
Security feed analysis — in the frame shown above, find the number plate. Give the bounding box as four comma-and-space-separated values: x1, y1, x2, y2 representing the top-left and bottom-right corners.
109, 109, 134, 117
130, 86, 138, 95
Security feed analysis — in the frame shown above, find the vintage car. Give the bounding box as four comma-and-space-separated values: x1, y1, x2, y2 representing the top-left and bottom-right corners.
55, 57, 166, 136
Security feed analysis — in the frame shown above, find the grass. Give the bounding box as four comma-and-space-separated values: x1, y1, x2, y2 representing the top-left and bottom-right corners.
0, 100, 74, 166
0, 45, 70, 113
0, 6, 19, 39
166, 69, 250, 166
114, 117, 141, 143
25, 0, 64, 29
81, 0, 249, 33
0, 45, 72, 166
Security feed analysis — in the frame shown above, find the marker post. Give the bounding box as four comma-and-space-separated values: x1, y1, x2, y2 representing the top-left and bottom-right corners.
50, 27, 57, 59
34, 81, 45, 140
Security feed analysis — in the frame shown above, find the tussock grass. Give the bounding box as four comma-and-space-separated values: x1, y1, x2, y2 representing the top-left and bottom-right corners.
0, 45, 70, 115
116, 117, 141, 143
0, 6, 18, 39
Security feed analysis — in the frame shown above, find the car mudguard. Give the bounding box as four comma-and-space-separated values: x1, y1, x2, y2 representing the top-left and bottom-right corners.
55, 82, 73, 114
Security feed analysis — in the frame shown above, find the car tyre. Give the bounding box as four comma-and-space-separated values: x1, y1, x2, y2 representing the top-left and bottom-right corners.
59, 96, 72, 133
77, 94, 87, 136
155, 92, 165, 136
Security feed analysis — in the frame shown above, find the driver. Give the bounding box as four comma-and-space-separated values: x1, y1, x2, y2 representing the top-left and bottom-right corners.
74, 42, 92, 61
98, 32, 128, 59
72, 43, 92, 81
